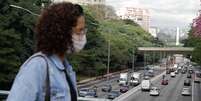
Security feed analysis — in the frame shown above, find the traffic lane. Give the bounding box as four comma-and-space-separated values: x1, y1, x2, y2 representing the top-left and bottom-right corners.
149, 73, 191, 101
77, 68, 165, 98
129, 73, 190, 101
193, 81, 201, 101
96, 69, 165, 98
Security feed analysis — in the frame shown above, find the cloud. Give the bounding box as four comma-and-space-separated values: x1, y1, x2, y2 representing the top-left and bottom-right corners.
106, 0, 200, 28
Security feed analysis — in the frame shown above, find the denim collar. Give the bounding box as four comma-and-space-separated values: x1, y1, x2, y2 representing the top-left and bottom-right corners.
49, 54, 74, 73
49, 54, 66, 71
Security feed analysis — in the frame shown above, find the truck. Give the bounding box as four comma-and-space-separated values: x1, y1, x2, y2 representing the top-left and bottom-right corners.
141, 80, 151, 91
129, 72, 141, 86
119, 73, 128, 86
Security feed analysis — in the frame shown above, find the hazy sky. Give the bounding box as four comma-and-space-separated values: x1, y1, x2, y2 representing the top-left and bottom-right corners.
106, 0, 200, 28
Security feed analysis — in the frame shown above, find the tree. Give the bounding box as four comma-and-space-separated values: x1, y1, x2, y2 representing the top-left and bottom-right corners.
0, 0, 40, 90
185, 28, 201, 65
84, 4, 117, 20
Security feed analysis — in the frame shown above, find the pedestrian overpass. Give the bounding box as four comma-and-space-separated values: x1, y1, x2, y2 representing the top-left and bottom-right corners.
137, 47, 194, 67
138, 47, 194, 53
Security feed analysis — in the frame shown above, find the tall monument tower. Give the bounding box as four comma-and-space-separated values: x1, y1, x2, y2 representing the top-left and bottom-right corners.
176, 27, 180, 46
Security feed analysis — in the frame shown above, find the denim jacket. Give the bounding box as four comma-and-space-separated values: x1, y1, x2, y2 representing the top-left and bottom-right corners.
7, 52, 77, 101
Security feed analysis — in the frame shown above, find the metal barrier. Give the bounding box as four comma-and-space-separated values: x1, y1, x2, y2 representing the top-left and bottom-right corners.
0, 90, 110, 101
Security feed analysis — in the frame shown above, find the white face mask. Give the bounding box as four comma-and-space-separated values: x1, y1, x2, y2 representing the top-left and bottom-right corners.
72, 34, 87, 52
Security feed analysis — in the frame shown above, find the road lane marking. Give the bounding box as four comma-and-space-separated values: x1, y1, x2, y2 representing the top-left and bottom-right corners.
192, 80, 194, 101
113, 71, 166, 101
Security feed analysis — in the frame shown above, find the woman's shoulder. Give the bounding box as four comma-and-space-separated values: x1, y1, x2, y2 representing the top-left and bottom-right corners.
19, 52, 48, 75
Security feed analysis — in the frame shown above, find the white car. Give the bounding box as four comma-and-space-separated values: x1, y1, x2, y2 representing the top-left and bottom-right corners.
170, 72, 176, 77
150, 87, 160, 96
181, 88, 191, 96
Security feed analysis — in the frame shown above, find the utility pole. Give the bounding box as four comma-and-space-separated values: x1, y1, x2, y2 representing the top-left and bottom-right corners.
107, 40, 110, 81
132, 48, 135, 72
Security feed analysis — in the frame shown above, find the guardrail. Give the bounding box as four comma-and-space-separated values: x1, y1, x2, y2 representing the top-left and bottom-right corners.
0, 90, 110, 101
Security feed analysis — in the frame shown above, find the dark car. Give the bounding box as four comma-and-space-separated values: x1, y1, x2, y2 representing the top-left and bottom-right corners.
120, 85, 129, 93
78, 88, 97, 97
144, 71, 154, 78
161, 79, 168, 85
101, 84, 112, 92
187, 74, 191, 78
107, 91, 120, 99
188, 69, 193, 74
181, 70, 186, 74
86, 89, 98, 98
166, 70, 170, 74
184, 79, 191, 86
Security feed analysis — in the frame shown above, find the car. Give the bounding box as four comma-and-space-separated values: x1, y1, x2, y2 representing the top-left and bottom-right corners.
181, 88, 191, 96
187, 74, 191, 78
150, 87, 160, 96
170, 68, 175, 72
170, 72, 176, 77
78, 88, 89, 97
101, 84, 112, 92
194, 71, 201, 83
188, 69, 193, 74
107, 90, 120, 99
184, 79, 191, 86
175, 70, 179, 74
161, 79, 168, 85
166, 70, 170, 74
85, 89, 98, 98
144, 75, 150, 80
120, 85, 129, 93
181, 70, 186, 74
78, 88, 97, 97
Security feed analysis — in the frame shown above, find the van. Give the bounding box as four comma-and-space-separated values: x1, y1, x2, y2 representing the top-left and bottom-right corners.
119, 73, 128, 86
141, 80, 151, 91
130, 72, 141, 86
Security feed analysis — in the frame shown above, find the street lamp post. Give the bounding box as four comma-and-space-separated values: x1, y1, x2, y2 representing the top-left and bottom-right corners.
10, 4, 39, 16
132, 48, 135, 72
107, 40, 110, 81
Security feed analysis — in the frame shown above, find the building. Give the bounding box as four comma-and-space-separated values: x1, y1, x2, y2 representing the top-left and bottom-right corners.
116, 7, 150, 31
149, 27, 159, 38
52, 0, 105, 5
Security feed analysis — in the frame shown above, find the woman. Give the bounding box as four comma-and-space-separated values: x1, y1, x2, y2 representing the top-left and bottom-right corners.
7, 2, 86, 101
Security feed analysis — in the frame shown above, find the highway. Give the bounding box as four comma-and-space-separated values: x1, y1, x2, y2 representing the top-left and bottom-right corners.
193, 75, 201, 101
118, 72, 201, 101
78, 68, 165, 99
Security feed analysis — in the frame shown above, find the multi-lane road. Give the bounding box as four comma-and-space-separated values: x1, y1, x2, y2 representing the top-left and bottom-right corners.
117, 72, 201, 101
79, 67, 201, 101
79, 68, 165, 99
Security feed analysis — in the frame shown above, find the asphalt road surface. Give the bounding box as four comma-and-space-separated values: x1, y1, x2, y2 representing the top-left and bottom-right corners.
124, 72, 195, 101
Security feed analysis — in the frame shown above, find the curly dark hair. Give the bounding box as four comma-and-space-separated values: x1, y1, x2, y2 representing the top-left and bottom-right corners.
35, 2, 84, 55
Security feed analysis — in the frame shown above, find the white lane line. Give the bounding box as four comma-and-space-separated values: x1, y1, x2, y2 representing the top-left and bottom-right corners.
192, 79, 194, 101
113, 71, 166, 101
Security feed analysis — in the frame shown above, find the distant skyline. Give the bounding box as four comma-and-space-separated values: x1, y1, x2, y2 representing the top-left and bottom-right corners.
106, 0, 200, 29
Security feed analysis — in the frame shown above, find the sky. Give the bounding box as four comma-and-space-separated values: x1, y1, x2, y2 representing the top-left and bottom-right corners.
106, 0, 200, 29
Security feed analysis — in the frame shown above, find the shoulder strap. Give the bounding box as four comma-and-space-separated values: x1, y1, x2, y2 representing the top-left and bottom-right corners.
25, 54, 50, 101
63, 69, 77, 101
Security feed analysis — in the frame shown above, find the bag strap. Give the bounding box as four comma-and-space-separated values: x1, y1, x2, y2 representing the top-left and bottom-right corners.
25, 54, 50, 101
63, 69, 77, 101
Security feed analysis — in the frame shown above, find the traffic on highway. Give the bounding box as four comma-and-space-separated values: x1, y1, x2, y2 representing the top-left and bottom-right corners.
77, 61, 201, 101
